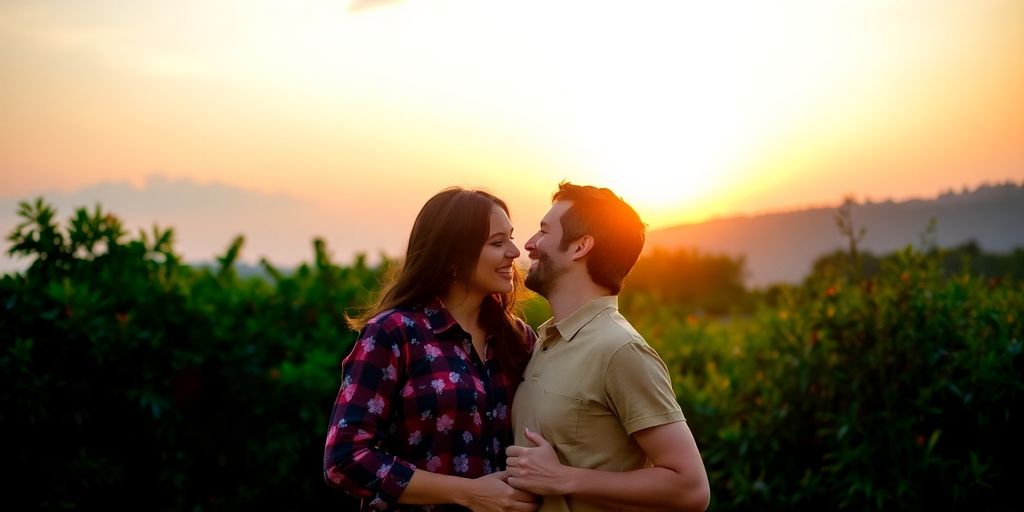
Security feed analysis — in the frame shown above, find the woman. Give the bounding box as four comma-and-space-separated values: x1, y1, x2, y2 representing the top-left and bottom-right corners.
324, 188, 538, 511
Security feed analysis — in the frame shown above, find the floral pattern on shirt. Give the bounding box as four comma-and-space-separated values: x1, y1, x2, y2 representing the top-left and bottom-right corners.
323, 298, 535, 511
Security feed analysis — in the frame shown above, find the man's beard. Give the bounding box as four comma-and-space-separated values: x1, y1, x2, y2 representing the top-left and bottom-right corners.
524, 251, 565, 298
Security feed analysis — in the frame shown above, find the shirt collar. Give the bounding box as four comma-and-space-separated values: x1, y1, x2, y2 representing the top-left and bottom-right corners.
542, 295, 618, 343
422, 296, 460, 336
422, 296, 494, 341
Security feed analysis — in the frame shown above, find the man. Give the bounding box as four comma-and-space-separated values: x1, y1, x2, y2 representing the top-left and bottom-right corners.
507, 182, 710, 511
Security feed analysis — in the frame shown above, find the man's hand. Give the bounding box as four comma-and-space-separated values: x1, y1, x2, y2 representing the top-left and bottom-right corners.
511, 422, 711, 511
505, 427, 574, 496
461, 471, 538, 512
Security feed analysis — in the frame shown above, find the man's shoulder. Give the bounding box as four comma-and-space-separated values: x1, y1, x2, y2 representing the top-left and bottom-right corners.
582, 307, 645, 350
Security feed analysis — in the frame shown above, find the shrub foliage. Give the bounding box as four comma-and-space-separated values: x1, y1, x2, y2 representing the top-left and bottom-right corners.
629, 245, 1023, 510
1, 199, 373, 509
2, 199, 1020, 510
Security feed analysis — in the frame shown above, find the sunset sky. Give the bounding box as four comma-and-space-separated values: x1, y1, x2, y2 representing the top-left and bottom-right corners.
1, 0, 1022, 269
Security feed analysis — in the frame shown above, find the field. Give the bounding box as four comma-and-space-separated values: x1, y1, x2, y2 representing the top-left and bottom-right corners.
2, 200, 1020, 510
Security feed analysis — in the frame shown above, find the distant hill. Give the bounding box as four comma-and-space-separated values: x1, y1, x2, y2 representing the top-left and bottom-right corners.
646, 182, 1024, 286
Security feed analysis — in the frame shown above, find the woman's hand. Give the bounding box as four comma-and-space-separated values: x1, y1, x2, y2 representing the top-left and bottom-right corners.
462, 471, 538, 512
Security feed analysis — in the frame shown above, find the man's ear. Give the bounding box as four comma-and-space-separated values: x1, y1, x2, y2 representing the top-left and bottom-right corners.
570, 235, 595, 261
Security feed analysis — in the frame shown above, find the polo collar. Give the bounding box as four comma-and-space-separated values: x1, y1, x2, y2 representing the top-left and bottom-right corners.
548, 295, 618, 343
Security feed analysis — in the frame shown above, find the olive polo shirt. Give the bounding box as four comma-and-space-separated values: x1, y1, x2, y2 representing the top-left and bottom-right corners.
510, 295, 685, 512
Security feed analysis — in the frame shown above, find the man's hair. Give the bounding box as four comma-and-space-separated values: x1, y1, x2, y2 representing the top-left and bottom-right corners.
553, 181, 646, 294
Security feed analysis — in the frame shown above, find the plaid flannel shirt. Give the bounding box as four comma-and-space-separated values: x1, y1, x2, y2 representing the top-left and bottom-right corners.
324, 297, 535, 511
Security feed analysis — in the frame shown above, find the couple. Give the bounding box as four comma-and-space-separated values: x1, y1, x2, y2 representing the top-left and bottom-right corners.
323, 183, 710, 511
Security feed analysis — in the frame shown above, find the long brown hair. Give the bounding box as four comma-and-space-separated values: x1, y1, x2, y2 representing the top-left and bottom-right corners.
348, 188, 530, 374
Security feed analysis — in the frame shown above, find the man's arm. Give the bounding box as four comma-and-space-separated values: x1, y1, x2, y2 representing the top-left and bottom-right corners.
398, 470, 538, 512
506, 422, 709, 512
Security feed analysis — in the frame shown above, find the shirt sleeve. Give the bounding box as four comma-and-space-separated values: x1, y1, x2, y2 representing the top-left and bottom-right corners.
603, 341, 686, 435
323, 318, 416, 506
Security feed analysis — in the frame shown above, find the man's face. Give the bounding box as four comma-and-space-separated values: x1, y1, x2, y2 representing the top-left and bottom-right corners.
523, 201, 573, 297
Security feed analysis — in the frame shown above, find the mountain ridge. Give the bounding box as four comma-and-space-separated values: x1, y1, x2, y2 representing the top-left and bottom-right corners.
646, 181, 1024, 285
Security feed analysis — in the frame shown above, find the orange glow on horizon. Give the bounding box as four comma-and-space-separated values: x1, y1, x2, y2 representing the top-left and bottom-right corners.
0, 0, 1021, 241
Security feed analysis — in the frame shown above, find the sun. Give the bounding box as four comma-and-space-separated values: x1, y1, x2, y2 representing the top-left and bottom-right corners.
563, 87, 749, 228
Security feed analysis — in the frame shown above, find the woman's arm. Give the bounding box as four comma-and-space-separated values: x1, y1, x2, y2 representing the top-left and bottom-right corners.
324, 321, 415, 505
400, 470, 537, 512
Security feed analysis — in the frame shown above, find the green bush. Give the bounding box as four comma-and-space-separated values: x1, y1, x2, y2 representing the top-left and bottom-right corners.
811, 241, 1024, 284
633, 245, 1023, 510
2, 199, 1020, 510
1, 199, 379, 509
623, 247, 750, 315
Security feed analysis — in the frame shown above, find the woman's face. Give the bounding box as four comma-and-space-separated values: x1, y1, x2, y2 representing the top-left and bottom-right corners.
467, 205, 521, 295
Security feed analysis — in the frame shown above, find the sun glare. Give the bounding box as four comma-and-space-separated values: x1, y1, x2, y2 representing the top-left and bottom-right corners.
2, 0, 1021, 236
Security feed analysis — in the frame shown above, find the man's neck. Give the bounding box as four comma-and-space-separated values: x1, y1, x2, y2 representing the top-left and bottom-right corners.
547, 278, 612, 324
